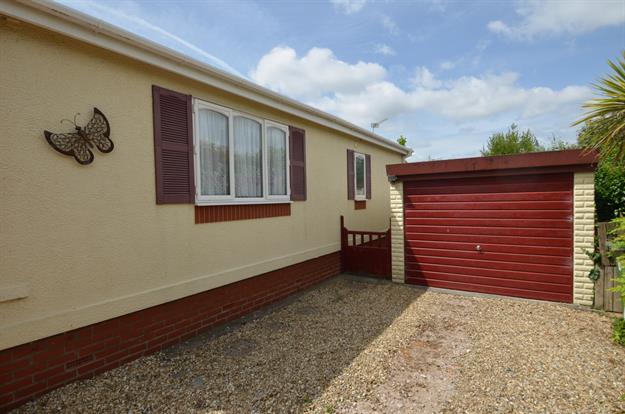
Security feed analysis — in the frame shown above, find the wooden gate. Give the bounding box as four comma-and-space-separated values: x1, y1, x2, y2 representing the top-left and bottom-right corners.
594, 222, 624, 313
340, 216, 391, 279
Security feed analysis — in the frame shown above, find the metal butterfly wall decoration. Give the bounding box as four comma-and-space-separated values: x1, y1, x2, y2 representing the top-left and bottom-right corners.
44, 108, 114, 165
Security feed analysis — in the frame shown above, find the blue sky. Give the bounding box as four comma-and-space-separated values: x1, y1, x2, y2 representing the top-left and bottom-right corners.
58, 0, 625, 160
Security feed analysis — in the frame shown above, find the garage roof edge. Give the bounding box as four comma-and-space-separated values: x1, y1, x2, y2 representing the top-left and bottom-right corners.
387, 149, 599, 178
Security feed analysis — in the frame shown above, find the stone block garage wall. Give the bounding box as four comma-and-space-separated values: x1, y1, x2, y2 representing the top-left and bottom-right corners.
0, 253, 340, 411
573, 172, 596, 306
390, 181, 405, 283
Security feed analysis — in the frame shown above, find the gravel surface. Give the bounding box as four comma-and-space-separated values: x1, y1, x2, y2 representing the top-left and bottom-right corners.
14, 275, 625, 413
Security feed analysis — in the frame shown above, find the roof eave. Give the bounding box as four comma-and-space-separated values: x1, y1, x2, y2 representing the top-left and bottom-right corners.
0, 0, 411, 156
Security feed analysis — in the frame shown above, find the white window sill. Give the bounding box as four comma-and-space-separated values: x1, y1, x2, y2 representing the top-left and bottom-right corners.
195, 199, 292, 206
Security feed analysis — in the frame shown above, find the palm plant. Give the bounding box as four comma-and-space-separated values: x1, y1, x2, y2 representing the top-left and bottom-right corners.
575, 52, 625, 326
573, 51, 625, 159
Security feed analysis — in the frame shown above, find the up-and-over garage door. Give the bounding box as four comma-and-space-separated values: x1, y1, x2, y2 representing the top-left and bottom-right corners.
404, 173, 573, 303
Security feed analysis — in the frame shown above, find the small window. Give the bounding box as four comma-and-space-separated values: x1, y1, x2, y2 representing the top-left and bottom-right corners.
193, 100, 290, 205
354, 152, 366, 200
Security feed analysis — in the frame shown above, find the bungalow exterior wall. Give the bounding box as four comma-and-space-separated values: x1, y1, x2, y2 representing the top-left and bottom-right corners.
0, 18, 404, 352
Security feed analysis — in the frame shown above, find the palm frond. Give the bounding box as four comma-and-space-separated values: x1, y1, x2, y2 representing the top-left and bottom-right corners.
573, 51, 625, 160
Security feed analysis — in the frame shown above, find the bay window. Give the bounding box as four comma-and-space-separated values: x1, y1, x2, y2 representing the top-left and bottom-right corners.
194, 99, 289, 204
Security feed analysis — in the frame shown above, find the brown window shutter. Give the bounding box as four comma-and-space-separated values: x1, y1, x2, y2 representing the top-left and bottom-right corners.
152, 85, 195, 204
289, 126, 306, 201
365, 153, 371, 200
347, 149, 355, 200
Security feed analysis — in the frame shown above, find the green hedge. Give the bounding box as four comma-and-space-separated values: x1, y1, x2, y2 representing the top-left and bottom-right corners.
595, 162, 625, 222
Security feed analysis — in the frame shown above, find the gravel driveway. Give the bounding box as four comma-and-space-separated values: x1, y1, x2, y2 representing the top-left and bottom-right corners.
14, 275, 625, 413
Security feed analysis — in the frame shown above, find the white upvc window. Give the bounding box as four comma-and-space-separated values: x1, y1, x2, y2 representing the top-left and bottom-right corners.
354, 152, 366, 200
193, 99, 290, 205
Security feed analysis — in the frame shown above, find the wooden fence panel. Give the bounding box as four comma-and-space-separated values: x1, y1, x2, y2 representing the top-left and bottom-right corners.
594, 222, 623, 313
597, 222, 617, 266
595, 266, 623, 313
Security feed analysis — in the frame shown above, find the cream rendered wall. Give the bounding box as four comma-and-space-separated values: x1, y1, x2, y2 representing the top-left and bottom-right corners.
0, 20, 404, 350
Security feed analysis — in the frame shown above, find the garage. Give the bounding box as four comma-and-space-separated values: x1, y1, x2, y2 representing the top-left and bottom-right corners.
386, 150, 598, 304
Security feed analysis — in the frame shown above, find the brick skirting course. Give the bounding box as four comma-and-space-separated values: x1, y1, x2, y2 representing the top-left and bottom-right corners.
0, 252, 340, 411
195, 203, 291, 223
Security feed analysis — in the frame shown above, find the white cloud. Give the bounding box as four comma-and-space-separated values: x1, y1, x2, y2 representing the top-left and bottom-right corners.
251, 46, 591, 127
487, 0, 625, 40
408, 72, 590, 120
487, 20, 513, 36
330, 0, 366, 14
373, 43, 396, 56
381, 15, 400, 35
314, 81, 413, 124
426, 0, 448, 13
250, 46, 386, 100
324, 69, 591, 125
439, 60, 456, 70
251, 46, 591, 160
439, 40, 490, 71
411, 67, 442, 89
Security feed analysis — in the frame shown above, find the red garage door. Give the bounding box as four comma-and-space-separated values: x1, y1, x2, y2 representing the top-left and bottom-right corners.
404, 173, 573, 303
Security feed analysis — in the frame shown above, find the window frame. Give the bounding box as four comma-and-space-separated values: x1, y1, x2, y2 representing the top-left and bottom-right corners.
265, 120, 291, 200
193, 100, 233, 202
354, 152, 367, 201
193, 99, 290, 205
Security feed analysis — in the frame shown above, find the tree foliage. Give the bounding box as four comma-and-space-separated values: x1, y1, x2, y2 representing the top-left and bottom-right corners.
481, 124, 576, 156
573, 51, 625, 159
574, 52, 625, 321
397, 135, 407, 146
577, 85, 625, 222
480, 124, 544, 156
593, 161, 625, 221
546, 136, 578, 151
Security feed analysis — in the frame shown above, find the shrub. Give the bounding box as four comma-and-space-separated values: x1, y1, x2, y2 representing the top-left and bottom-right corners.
608, 218, 625, 321
595, 163, 625, 221
613, 318, 625, 346
578, 121, 625, 221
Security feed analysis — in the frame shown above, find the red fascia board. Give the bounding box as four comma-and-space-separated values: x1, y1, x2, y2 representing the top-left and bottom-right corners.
386, 149, 598, 178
